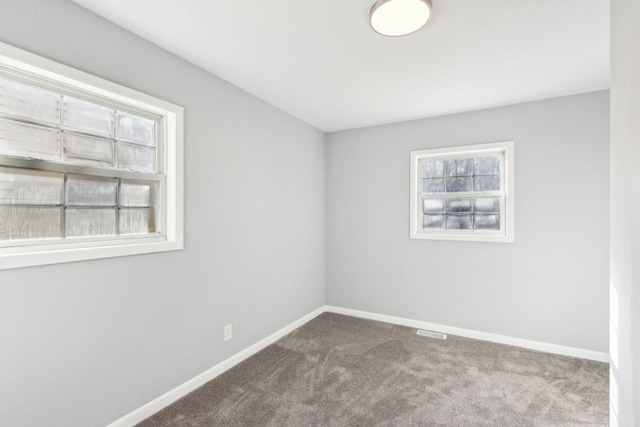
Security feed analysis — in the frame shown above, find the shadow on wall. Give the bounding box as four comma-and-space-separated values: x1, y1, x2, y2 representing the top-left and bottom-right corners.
609, 280, 620, 426
609, 278, 638, 427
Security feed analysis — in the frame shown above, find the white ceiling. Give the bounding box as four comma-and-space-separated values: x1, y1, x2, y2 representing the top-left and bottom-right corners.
72, 0, 609, 132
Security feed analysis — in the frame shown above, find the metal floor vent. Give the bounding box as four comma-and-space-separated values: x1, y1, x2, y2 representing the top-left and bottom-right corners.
416, 329, 447, 340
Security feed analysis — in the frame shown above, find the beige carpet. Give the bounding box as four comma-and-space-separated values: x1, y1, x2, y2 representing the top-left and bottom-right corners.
138, 313, 609, 426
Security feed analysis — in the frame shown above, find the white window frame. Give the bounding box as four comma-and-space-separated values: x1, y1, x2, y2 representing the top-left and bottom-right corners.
410, 141, 514, 242
0, 42, 184, 270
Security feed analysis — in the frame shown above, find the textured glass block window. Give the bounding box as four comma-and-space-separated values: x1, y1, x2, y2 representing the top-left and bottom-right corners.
66, 175, 118, 207
120, 181, 155, 207
419, 155, 501, 195
117, 112, 156, 147
418, 154, 502, 231
0, 165, 159, 242
63, 96, 115, 137
0, 42, 183, 270
0, 206, 62, 240
0, 73, 162, 246
0, 168, 63, 206
411, 142, 514, 242
0, 77, 60, 125
66, 208, 117, 237
63, 133, 114, 166
0, 119, 61, 161
120, 208, 155, 235
116, 142, 157, 173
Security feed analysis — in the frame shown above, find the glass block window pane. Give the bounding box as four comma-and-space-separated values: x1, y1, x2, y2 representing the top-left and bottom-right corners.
0, 119, 61, 161
446, 176, 472, 192
63, 96, 114, 137
420, 159, 445, 178
0, 168, 63, 205
474, 197, 500, 213
473, 174, 500, 192
474, 214, 500, 230
422, 178, 445, 193
63, 133, 114, 166
119, 208, 155, 234
66, 175, 117, 207
423, 214, 445, 229
116, 142, 156, 173
0, 206, 62, 240
445, 159, 472, 176
474, 156, 501, 175
117, 112, 156, 147
446, 214, 472, 230
422, 198, 444, 214
66, 208, 117, 237
447, 198, 472, 213
0, 77, 60, 125
120, 181, 154, 207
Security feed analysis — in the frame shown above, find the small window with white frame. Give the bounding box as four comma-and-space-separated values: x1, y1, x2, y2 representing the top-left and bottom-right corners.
0, 42, 183, 270
410, 141, 514, 242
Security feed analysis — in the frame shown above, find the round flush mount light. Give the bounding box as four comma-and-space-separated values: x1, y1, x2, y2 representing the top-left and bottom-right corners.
369, 0, 432, 37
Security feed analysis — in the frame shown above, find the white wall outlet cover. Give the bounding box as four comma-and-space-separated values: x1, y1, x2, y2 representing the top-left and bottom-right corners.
224, 324, 232, 341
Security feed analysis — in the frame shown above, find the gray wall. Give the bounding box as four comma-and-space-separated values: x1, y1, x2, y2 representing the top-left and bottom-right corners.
0, 1, 325, 426
326, 91, 609, 353
610, 0, 639, 424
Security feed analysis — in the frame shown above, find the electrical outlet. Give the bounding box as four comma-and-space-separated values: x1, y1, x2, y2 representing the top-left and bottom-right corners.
224, 324, 232, 341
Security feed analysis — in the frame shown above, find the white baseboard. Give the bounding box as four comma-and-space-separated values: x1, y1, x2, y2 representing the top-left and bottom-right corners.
109, 304, 609, 426
324, 305, 610, 363
106, 306, 325, 427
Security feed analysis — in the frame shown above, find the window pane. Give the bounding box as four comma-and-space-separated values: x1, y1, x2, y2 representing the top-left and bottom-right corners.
66, 175, 117, 207
119, 208, 155, 234
420, 160, 444, 178
0, 206, 62, 240
447, 198, 472, 213
0, 119, 60, 161
445, 159, 472, 176
446, 214, 472, 229
63, 96, 114, 137
65, 208, 116, 237
116, 142, 156, 173
422, 198, 444, 214
473, 175, 500, 192
422, 178, 445, 193
446, 176, 472, 192
474, 156, 501, 175
120, 181, 154, 207
0, 168, 63, 205
117, 112, 156, 147
422, 214, 445, 229
474, 197, 500, 213
0, 78, 60, 125
474, 214, 500, 230
64, 133, 114, 166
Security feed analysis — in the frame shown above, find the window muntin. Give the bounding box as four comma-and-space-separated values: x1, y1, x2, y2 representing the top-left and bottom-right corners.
410, 142, 514, 242
0, 41, 183, 269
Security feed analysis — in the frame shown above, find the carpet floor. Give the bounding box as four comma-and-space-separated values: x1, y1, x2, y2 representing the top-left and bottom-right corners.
138, 313, 609, 426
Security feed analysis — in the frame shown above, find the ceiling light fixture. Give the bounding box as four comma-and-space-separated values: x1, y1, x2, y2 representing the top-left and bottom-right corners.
369, 0, 432, 37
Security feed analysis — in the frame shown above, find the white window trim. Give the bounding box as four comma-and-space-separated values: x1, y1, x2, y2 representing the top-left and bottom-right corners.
0, 41, 184, 270
409, 141, 514, 243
